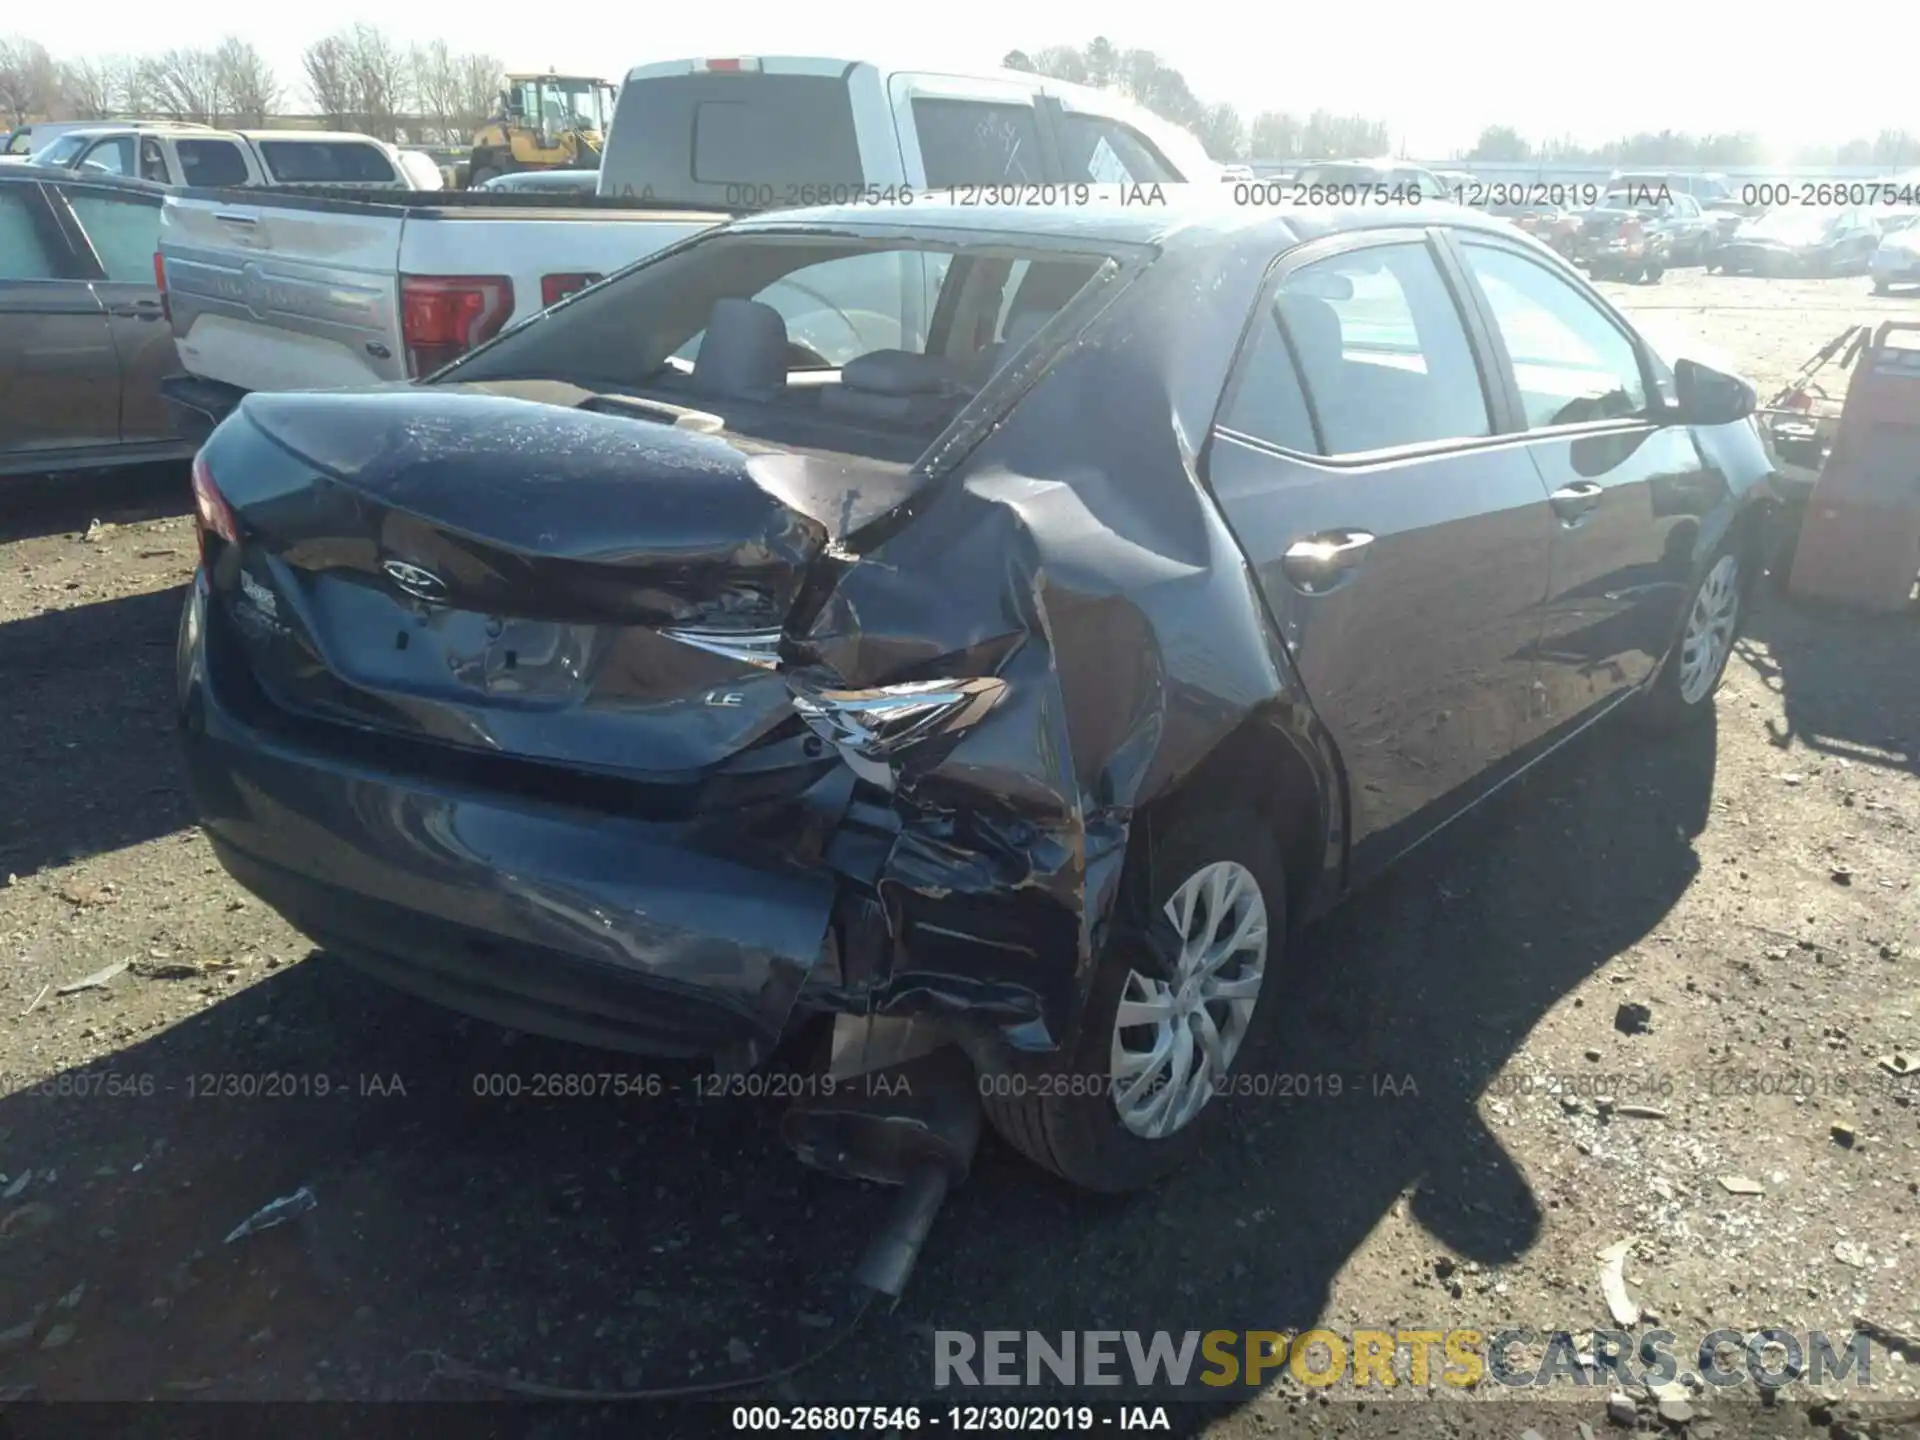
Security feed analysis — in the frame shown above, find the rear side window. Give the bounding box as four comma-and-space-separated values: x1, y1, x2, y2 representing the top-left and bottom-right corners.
604, 74, 862, 202
61, 189, 163, 282
1273, 243, 1491, 455
1219, 300, 1318, 453
1056, 114, 1176, 184
0, 189, 63, 280
258, 141, 397, 184
912, 99, 1044, 186
177, 139, 250, 187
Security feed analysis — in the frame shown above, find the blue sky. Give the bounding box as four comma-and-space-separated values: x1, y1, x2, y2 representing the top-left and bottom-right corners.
46, 0, 1908, 157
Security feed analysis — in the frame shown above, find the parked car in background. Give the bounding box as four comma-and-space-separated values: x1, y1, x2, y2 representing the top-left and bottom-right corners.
1485, 197, 1581, 257
157, 55, 1226, 412
7, 119, 215, 161
476, 168, 601, 194
1599, 186, 1718, 265
1712, 207, 1879, 276
177, 195, 1773, 1192
1609, 169, 1738, 209
1870, 215, 1920, 292
597, 55, 1223, 203
28, 127, 413, 190
0, 169, 192, 478
1570, 196, 1667, 281
1289, 157, 1450, 202
395, 150, 447, 190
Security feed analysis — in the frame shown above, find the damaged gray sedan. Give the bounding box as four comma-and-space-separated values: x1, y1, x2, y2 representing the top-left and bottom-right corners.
177, 197, 1775, 1195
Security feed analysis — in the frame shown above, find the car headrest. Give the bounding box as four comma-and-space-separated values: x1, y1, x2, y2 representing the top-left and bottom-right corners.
840, 349, 961, 397
1277, 293, 1344, 377
691, 298, 789, 400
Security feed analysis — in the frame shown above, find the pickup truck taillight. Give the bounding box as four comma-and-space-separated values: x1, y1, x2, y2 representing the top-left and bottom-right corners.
399, 274, 514, 378
541, 273, 602, 307
154, 251, 170, 324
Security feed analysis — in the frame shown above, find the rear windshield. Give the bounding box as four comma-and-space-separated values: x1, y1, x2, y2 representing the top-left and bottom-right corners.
258, 141, 397, 184
599, 73, 862, 203
438, 229, 1123, 460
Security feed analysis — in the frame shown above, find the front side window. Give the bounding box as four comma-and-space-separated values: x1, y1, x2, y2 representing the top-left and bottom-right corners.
1458, 241, 1649, 428
78, 137, 134, 176
1270, 242, 1491, 455
912, 99, 1044, 186
61, 189, 163, 283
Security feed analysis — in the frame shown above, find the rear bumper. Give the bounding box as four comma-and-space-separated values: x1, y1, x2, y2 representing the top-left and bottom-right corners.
176, 574, 853, 1060
161, 375, 248, 447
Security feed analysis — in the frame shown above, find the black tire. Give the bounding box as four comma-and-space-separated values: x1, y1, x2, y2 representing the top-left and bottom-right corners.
1874, 278, 1891, 295
980, 805, 1290, 1193
1633, 540, 1746, 732
1644, 261, 1665, 283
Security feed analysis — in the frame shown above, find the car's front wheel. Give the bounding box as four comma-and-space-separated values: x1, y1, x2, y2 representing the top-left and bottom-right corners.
981, 807, 1288, 1192
1635, 546, 1744, 731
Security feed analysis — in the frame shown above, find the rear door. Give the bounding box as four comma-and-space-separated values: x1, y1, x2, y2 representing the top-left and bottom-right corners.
1443, 232, 1711, 741
0, 179, 119, 464
1203, 229, 1557, 867
53, 179, 180, 444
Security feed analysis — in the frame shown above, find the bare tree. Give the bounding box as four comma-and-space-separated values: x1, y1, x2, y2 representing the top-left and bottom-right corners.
410, 40, 461, 143
346, 24, 409, 140
143, 46, 226, 124
60, 55, 121, 118
214, 36, 280, 127
0, 34, 60, 126
456, 51, 504, 135
302, 34, 354, 128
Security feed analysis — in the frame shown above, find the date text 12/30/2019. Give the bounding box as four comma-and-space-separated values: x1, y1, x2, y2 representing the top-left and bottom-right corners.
730, 1405, 1172, 1431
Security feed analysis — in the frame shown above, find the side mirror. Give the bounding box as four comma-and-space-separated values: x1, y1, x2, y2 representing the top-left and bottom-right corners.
1673, 357, 1756, 426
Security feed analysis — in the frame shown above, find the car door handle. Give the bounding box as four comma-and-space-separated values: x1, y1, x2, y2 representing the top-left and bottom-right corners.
109, 300, 164, 321
1281, 530, 1376, 593
1549, 482, 1604, 522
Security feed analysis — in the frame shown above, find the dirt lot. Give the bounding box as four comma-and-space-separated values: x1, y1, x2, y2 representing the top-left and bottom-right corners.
0, 268, 1916, 1436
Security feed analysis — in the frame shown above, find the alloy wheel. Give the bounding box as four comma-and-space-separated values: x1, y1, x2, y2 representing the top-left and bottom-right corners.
1109, 861, 1270, 1140
1678, 553, 1741, 705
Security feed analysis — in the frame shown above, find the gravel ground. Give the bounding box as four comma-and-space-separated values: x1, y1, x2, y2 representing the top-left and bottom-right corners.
0, 267, 1916, 1437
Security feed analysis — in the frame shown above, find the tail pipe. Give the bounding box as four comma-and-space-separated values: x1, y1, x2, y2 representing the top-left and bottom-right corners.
780, 1047, 982, 1300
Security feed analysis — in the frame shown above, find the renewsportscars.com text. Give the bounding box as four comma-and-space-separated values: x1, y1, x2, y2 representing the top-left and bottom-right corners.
933, 1328, 1873, 1392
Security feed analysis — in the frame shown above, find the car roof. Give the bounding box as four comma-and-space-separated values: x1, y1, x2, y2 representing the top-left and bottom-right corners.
732, 189, 1541, 259
0, 166, 170, 196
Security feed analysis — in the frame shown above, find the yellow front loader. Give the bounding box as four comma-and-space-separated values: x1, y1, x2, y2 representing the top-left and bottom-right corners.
464, 72, 617, 187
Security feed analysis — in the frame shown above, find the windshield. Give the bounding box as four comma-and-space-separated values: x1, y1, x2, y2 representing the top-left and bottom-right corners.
1744, 208, 1838, 242
519, 78, 608, 133
30, 134, 91, 167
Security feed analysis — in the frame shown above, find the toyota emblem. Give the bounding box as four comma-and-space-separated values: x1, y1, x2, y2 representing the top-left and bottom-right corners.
382, 559, 449, 603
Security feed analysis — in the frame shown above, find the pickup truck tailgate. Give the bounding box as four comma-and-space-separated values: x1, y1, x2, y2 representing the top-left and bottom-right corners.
161, 195, 406, 392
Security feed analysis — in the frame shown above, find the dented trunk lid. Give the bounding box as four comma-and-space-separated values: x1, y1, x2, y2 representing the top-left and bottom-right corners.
203, 383, 919, 775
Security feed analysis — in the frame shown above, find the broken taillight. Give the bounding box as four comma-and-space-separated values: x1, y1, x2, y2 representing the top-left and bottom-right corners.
399, 274, 514, 378
190, 451, 238, 558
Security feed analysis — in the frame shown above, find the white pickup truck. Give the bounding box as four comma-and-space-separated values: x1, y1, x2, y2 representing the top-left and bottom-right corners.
159, 55, 1219, 430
